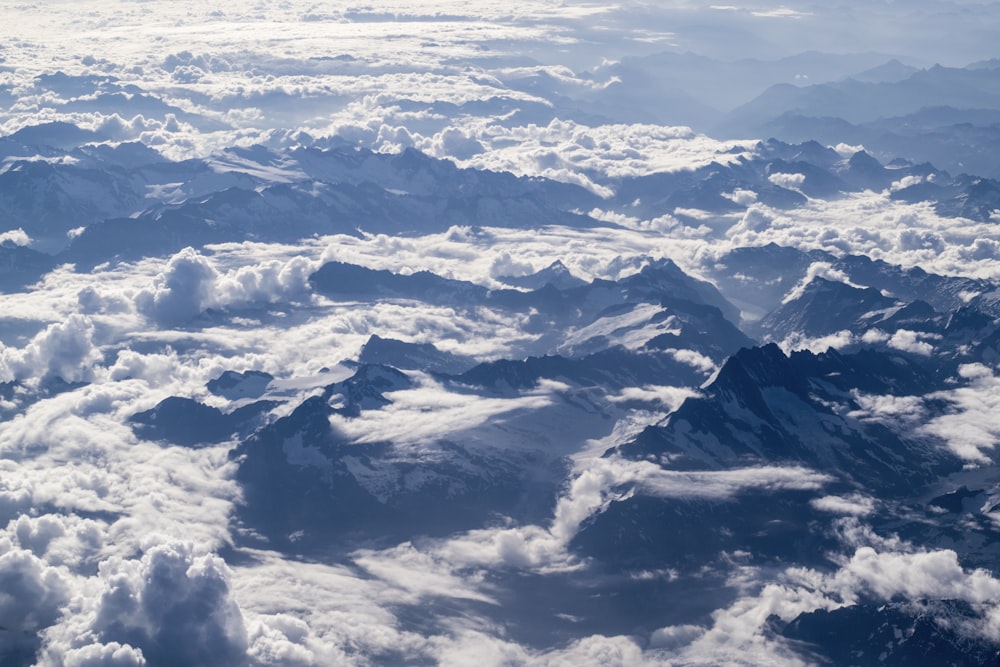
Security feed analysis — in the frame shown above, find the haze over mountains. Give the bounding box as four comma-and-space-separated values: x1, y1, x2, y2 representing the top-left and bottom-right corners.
3, 2, 1000, 666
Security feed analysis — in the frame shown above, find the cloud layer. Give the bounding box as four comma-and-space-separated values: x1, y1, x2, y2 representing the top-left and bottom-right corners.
3, 1, 1000, 665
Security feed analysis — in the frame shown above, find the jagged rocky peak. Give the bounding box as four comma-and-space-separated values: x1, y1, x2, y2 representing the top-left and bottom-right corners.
945, 306, 996, 336
207, 369, 274, 400
613, 342, 956, 488
622, 257, 741, 324
709, 342, 808, 397
758, 275, 900, 339
358, 334, 475, 374
498, 259, 586, 291
323, 363, 412, 416
780, 600, 1000, 667
130, 395, 276, 446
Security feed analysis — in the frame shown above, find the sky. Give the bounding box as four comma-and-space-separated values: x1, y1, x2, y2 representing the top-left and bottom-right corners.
3, 1, 1000, 666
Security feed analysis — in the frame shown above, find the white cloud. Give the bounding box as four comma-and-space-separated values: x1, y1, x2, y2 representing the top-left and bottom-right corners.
0, 314, 102, 383
59, 643, 148, 667
353, 542, 496, 605
442, 119, 752, 195
767, 172, 806, 190
780, 261, 863, 304
886, 328, 936, 355
0, 228, 31, 246
9, 514, 106, 568
921, 365, 1000, 463
327, 376, 557, 448
751, 7, 812, 19
668, 542, 1000, 665
835, 546, 1000, 604
606, 385, 699, 410
134, 248, 219, 325
889, 174, 926, 192
32, 542, 249, 667
722, 189, 758, 206
87, 543, 245, 667
832, 143, 864, 157
135, 247, 317, 325
2, 3, 1000, 665
809, 493, 875, 516
387, 457, 830, 578
849, 392, 925, 429
776, 329, 855, 354
0, 544, 71, 658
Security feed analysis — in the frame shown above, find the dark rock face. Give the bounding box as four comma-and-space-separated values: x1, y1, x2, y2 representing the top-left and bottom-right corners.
780, 601, 1000, 667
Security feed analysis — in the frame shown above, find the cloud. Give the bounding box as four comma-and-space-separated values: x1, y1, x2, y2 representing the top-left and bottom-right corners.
429, 127, 485, 160
606, 385, 700, 410
86, 542, 248, 667
767, 172, 806, 190
836, 547, 1000, 603
353, 542, 497, 605
134, 249, 219, 325
447, 119, 752, 195
244, 613, 345, 667
59, 643, 147, 667
713, 192, 1000, 284
0, 314, 102, 383
723, 189, 758, 206
921, 364, 1000, 463
848, 392, 926, 429
135, 247, 316, 325
0, 378, 243, 564
0, 228, 31, 246
780, 262, 862, 304
666, 541, 1000, 665
9, 514, 105, 568
0, 544, 71, 660
750, 7, 812, 19
3, 3, 1000, 665
809, 493, 875, 516
391, 457, 830, 578
633, 463, 830, 499
775, 329, 855, 354
889, 174, 927, 193
886, 329, 936, 356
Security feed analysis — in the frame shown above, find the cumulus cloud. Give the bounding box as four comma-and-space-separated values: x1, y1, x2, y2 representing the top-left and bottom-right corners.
135, 247, 316, 325
712, 191, 1000, 283
59, 643, 147, 667
244, 613, 340, 667
722, 189, 758, 206
0, 228, 31, 246
86, 543, 248, 667
9, 514, 105, 567
889, 174, 927, 193
767, 172, 806, 191
0, 314, 102, 383
886, 328, 937, 355
134, 249, 219, 325
0, 544, 71, 660
835, 547, 1000, 603
447, 119, 751, 195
